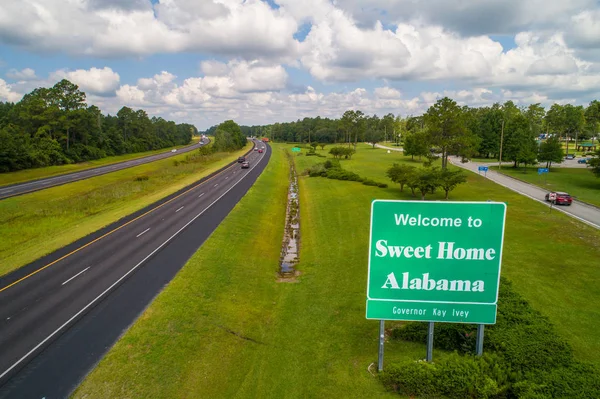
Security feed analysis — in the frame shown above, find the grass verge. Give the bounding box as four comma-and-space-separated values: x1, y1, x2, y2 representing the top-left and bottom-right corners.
493, 165, 600, 207
74, 143, 600, 398
0, 136, 202, 188
0, 142, 249, 277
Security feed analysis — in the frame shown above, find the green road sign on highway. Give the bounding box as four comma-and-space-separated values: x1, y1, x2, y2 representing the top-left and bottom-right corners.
366, 200, 507, 324
292, 147, 301, 152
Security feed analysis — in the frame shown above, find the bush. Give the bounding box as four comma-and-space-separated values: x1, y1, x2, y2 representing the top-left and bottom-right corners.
323, 159, 340, 169
306, 159, 387, 188
134, 175, 149, 182
386, 277, 599, 398
381, 354, 505, 399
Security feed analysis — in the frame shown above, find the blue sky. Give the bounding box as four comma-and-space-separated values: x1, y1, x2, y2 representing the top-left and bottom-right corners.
0, 0, 598, 129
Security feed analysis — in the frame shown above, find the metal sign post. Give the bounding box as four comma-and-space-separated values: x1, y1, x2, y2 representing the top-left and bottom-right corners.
378, 320, 385, 371
476, 324, 485, 356
366, 200, 507, 362
537, 168, 548, 185
426, 322, 434, 361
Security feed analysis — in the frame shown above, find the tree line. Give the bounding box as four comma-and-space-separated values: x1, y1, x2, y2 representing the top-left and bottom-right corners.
0, 79, 197, 173
224, 97, 600, 176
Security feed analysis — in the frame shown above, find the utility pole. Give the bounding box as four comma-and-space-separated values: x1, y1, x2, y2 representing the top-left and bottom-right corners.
498, 119, 505, 170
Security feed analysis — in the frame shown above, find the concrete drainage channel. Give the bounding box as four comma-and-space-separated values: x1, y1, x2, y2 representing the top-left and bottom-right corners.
279, 150, 300, 281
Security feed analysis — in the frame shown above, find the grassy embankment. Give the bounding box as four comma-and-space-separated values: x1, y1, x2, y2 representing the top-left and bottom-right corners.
492, 165, 600, 207
0, 141, 249, 277
0, 136, 203, 188
74, 143, 600, 398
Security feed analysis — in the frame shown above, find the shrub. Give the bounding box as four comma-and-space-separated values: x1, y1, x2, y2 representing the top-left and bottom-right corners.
381, 354, 505, 399
362, 179, 380, 186
386, 277, 599, 398
323, 159, 340, 169
134, 175, 149, 182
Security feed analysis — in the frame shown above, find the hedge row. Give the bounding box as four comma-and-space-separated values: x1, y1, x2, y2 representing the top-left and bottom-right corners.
382, 278, 600, 398
304, 159, 388, 188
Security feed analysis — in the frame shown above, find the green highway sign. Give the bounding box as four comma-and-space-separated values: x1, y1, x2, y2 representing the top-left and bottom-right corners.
366, 200, 507, 324
292, 147, 301, 152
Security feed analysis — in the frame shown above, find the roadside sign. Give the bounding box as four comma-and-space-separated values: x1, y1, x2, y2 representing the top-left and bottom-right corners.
366, 200, 507, 324
292, 147, 301, 152
478, 166, 488, 172
538, 168, 549, 174
548, 192, 557, 201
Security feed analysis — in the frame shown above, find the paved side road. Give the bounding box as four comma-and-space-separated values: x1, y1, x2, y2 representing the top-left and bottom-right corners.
0, 139, 209, 200
449, 156, 600, 229
374, 143, 403, 152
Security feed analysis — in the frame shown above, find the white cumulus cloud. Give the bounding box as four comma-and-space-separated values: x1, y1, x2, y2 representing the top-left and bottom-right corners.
50, 67, 120, 96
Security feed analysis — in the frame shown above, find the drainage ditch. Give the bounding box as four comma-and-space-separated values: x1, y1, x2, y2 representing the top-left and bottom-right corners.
279, 150, 300, 280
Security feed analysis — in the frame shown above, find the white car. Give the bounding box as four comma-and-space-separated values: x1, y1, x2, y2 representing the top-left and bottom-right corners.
171, 149, 177, 153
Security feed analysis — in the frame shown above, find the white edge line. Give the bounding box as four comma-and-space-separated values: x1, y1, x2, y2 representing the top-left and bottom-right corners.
136, 228, 151, 238
198, 193, 205, 198
176, 206, 184, 213
0, 148, 267, 382
61, 267, 91, 286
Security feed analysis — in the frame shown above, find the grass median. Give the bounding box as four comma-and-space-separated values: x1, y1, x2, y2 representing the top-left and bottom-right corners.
0, 136, 203, 188
0, 142, 249, 277
74, 143, 600, 397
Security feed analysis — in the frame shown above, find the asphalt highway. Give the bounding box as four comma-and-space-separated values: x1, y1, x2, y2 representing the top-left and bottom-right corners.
0, 138, 210, 200
0, 140, 270, 398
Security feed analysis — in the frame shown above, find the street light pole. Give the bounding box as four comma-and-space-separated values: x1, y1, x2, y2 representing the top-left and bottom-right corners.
498, 120, 505, 170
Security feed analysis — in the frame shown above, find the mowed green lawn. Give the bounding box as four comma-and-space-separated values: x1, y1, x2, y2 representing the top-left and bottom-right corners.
0, 136, 203, 188
74, 143, 600, 398
495, 166, 600, 207
295, 145, 600, 365
0, 142, 249, 277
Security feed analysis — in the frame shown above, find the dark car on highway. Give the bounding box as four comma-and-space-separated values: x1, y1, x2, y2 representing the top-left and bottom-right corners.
241, 161, 250, 169
258, 149, 264, 153
237, 156, 246, 163
577, 158, 592, 164
545, 191, 573, 206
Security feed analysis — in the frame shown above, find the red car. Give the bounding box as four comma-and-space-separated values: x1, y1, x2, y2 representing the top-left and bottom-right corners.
545, 191, 572, 206
258, 149, 264, 153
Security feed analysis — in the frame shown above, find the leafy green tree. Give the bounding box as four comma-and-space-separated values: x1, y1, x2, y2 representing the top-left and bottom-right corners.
424, 97, 473, 169
588, 149, 600, 177
525, 103, 546, 137
502, 112, 538, 167
365, 128, 383, 148
538, 136, 564, 168
414, 167, 441, 200
438, 169, 467, 199
318, 143, 327, 150
329, 146, 345, 159
386, 163, 416, 192
403, 131, 430, 160
585, 100, 600, 144
563, 104, 585, 154
51, 79, 86, 151
213, 120, 245, 151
